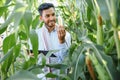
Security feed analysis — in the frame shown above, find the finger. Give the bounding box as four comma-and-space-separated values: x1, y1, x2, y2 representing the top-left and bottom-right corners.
57, 26, 66, 36
60, 31, 65, 37
58, 27, 63, 35
59, 25, 64, 28
57, 30, 63, 38
57, 29, 61, 37
60, 27, 65, 35
59, 26, 65, 31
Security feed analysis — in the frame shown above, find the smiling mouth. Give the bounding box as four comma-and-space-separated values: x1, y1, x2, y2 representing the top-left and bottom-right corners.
49, 20, 55, 22
50, 21, 54, 23
49, 21, 55, 24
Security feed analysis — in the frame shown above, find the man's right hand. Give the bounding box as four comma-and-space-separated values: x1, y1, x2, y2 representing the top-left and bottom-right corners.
57, 25, 66, 44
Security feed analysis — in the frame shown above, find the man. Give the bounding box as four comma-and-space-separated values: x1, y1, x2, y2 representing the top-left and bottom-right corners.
29, 3, 71, 80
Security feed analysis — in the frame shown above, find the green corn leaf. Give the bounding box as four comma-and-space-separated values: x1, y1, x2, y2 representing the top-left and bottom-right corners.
46, 63, 68, 69
14, 44, 21, 58
0, 13, 14, 34
85, 0, 94, 10
29, 29, 38, 61
45, 73, 58, 78
3, 33, 16, 53
32, 15, 40, 29
0, 47, 13, 64
85, 43, 120, 80
73, 46, 86, 80
0, 6, 7, 16
7, 70, 40, 80
89, 53, 110, 80
5, 0, 12, 5
96, 0, 110, 20
23, 10, 32, 35
14, 11, 24, 29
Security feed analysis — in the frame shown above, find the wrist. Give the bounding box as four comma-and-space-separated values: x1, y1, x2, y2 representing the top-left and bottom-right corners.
59, 39, 65, 44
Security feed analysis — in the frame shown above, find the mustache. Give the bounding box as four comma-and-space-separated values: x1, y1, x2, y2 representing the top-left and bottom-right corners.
49, 20, 56, 22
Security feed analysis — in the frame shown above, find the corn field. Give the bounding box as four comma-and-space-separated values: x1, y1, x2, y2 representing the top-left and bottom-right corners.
0, 0, 120, 80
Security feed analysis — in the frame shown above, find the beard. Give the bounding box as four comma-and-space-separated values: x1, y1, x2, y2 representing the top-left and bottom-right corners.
46, 20, 56, 27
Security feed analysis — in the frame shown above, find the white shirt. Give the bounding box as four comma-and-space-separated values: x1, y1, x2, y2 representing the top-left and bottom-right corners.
29, 24, 71, 63
29, 24, 71, 80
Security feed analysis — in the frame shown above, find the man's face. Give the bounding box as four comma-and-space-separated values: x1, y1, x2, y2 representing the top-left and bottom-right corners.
40, 7, 56, 28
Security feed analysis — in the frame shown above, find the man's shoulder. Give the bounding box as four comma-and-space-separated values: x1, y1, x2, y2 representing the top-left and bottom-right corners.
65, 31, 71, 41
35, 27, 42, 33
66, 31, 71, 37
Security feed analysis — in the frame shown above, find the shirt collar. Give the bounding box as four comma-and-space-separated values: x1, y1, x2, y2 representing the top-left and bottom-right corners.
42, 24, 58, 32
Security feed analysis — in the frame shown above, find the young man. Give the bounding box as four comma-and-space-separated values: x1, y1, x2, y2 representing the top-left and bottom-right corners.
29, 3, 71, 80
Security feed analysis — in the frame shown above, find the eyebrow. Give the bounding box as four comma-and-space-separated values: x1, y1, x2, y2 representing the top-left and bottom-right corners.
45, 12, 55, 16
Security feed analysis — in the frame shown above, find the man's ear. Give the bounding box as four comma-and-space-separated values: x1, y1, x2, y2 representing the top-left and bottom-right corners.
39, 16, 43, 21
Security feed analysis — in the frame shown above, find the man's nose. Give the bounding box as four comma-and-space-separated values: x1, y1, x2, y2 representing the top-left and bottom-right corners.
49, 16, 54, 20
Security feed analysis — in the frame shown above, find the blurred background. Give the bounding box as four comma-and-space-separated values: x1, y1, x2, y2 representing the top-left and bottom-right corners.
0, 0, 120, 80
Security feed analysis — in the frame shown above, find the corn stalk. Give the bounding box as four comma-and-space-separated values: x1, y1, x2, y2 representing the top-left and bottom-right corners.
106, 0, 120, 70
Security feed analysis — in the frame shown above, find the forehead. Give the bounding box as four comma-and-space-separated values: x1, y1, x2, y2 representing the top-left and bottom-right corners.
42, 7, 55, 15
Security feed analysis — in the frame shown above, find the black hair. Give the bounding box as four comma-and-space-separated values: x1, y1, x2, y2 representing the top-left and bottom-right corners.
38, 3, 55, 16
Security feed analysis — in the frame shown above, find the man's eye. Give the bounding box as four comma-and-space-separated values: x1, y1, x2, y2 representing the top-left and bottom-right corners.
52, 13, 55, 16
46, 15, 49, 17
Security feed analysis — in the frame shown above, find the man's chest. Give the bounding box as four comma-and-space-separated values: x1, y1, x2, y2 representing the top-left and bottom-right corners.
38, 31, 60, 50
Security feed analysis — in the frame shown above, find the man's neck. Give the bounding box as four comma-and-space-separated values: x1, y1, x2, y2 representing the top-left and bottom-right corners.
45, 25, 55, 33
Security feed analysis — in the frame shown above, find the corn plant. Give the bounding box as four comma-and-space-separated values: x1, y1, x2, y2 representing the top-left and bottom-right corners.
0, 0, 40, 79
58, 0, 120, 80
0, 0, 120, 80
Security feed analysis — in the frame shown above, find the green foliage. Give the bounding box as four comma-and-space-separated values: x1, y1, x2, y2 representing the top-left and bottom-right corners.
0, 0, 39, 79
89, 53, 110, 80
29, 29, 38, 61
0, 0, 120, 80
7, 70, 40, 80
0, 47, 13, 64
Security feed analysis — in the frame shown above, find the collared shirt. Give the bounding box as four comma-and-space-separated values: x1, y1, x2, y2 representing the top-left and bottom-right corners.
29, 24, 71, 80
29, 24, 71, 63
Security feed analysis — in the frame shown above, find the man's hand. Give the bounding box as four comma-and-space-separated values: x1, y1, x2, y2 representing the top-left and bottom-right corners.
57, 25, 66, 44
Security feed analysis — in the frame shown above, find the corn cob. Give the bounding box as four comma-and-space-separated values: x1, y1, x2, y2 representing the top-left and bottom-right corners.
89, 53, 110, 80
58, 15, 63, 26
97, 14, 103, 45
86, 55, 96, 80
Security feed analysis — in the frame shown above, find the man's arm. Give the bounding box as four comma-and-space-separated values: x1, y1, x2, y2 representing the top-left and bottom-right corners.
55, 31, 71, 63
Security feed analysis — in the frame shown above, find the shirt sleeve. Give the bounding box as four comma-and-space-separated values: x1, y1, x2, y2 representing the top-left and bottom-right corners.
55, 32, 71, 63
58, 31, 71, 49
